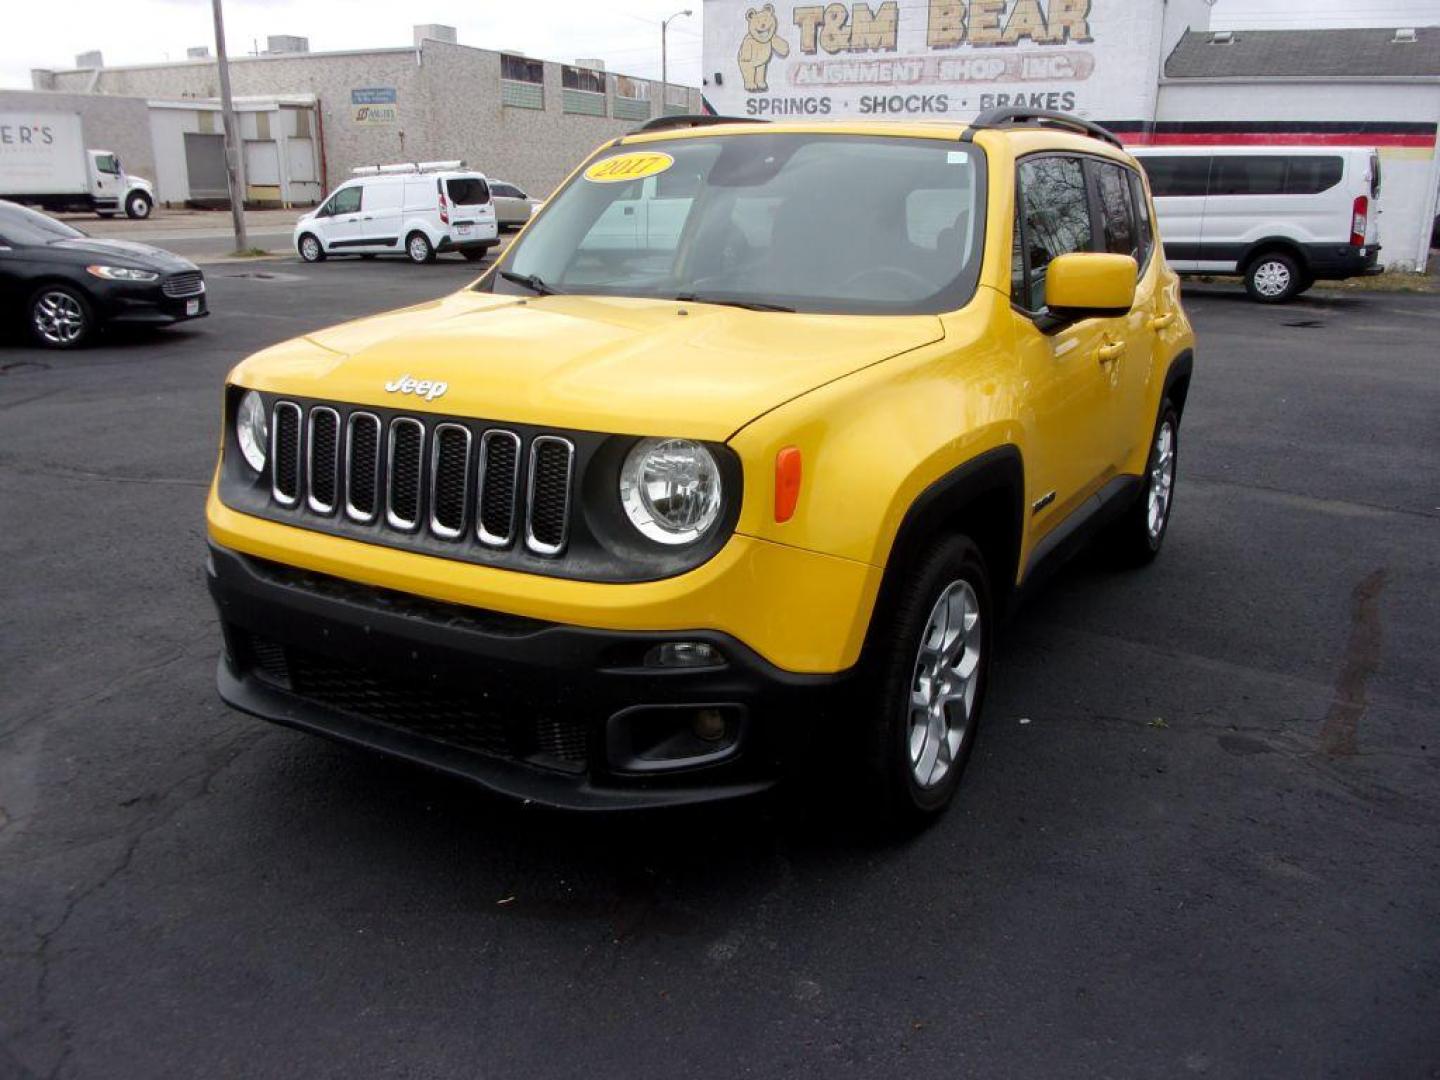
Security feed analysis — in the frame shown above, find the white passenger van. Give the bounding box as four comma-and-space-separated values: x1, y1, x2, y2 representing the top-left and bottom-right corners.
294, 162, 499, 265
1131, 146, 1381, 302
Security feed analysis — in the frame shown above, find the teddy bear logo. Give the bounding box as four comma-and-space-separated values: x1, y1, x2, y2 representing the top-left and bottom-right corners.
737, 4, 790, 93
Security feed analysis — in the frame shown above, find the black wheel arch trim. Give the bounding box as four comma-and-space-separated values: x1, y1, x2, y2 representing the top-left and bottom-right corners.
1163, 347, 1194, 420
861, 445, 1025, 662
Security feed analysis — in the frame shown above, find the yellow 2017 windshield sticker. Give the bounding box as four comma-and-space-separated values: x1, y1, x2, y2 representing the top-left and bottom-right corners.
583, 151, 675, 183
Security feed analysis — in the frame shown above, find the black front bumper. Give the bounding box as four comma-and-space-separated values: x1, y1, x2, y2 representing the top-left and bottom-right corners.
208, 544, 846, 809
96, 283, 208, 326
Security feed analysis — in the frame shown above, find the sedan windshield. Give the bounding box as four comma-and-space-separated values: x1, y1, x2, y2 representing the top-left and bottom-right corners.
488, 133, 986, 315
0, 202, 87, 245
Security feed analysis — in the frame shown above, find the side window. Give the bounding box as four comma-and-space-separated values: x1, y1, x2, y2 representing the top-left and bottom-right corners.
331, 186, 362, 215
1016, 156, 1092, 311
1128, 169, 1155, 269
1094, 163, 1136, 258
1210, 156, 1287, 196
94, 154, 119, 175
492, 183, 516, 199
1283, 156, 1343, 195
1139, 156, 1210, 198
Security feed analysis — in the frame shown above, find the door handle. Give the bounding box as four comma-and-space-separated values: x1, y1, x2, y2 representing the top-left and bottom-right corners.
1149, 313, 1175, 330
361, 215, 373, 221
1097, 341, 1125, 364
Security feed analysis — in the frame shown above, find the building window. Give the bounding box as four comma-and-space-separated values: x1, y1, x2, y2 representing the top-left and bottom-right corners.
562, 65, 606, 116
501, 54, 544, 110
611, 75, 651, 121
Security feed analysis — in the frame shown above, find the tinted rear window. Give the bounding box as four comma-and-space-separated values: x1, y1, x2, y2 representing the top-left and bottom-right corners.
1210, 156, 1288, 196
447, 178, 490, 205
1139, 156, 1210, 198
1283, 156, 1343, 194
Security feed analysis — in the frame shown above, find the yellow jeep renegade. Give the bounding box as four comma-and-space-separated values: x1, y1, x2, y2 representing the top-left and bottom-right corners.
208, 108, 1194, 819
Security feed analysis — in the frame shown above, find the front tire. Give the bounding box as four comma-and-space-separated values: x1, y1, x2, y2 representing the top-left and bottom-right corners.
125, 191, 153, 220
297, 233, 325, 262
863, 536, 993, 823
1107, 401, 1179, 566
406, 231, 436, 264
1244, 252, 1303, 303
28, 285, 94, 349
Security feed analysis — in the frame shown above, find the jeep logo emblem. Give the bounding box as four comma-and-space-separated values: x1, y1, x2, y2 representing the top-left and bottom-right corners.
384, 374, 448, 401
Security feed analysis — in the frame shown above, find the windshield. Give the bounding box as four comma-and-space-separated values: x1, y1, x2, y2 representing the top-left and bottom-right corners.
0, 202, 87, 245
487, 133, 986, 315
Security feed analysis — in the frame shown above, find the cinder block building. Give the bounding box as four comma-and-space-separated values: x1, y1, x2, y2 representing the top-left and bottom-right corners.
32, 26, 702, 203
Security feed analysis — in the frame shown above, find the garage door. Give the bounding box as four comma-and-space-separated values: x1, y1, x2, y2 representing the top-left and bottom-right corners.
184, 132, 228, 201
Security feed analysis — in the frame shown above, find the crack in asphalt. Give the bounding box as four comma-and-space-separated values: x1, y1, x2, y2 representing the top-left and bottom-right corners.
8, 726, 266, 1078
1318, 568, 1388, 758
0, 457, 208, 489
1185, 475, 1437, 520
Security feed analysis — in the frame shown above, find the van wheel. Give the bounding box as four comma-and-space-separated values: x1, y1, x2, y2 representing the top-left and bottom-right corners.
1106, 400, 1179, 566
1244, 252, 1302, 303
297, 234, 325, 262
461, 249, 487, 262
29, 285, 94, 349
125, 191, 153, 219
862, 536, 992, 824
406, 232, 436, 264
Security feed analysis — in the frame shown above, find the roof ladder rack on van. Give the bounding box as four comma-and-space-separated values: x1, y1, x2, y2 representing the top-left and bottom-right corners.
351, 160, 467, 176
633, 114, 768, 133
962, 108, 1125, 150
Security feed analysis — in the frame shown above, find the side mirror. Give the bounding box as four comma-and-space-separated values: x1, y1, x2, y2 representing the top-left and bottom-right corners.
1042, 252, 1137, 329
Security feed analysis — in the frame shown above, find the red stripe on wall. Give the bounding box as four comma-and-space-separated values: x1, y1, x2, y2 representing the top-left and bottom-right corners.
1123, 131, 1435, 148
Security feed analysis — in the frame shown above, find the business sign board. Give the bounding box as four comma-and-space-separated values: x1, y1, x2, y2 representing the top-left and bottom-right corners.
351, 87, 398, 125
703, 0, 1159, 123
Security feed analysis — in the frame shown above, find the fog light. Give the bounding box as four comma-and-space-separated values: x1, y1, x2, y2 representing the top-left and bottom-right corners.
645, 641, 721, 668
693, 708, 727, 742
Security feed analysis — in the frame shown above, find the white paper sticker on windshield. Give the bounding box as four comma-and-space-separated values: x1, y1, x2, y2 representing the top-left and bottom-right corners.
947, 151, 968, 164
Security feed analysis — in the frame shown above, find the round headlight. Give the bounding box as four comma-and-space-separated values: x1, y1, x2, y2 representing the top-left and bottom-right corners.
236, 390, 268, 473
620, 438, 723, 545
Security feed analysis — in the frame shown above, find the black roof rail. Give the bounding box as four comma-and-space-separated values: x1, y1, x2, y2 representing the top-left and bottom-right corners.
964, 107, 1124, 149
633, 114, 768, 134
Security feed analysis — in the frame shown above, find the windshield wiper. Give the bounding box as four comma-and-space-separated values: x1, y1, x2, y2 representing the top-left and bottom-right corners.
498, 270, 562, 296
673, 293, 795, 313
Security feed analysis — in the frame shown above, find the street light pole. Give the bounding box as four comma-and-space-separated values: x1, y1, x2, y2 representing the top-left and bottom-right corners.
660, 9, 692, 118
211, 0, 248, 251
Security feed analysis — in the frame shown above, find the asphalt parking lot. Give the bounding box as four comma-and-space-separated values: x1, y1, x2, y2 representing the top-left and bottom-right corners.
2, 262, 1437, 1078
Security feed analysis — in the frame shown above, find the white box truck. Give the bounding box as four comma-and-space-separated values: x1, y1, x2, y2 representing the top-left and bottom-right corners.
0, 111, 156, 219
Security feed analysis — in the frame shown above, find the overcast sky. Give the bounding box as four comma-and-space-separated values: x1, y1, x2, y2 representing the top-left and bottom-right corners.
4, 0, 1439, 90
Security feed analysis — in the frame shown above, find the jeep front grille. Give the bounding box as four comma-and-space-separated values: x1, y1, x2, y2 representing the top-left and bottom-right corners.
263, 400, 576, 558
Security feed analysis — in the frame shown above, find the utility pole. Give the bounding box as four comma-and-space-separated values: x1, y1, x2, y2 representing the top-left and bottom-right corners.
211, 0, 248, 251
660, 9, 692, 118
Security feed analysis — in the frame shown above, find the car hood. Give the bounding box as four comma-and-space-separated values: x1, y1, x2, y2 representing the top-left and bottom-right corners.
46, 238, 197, 272
232, 290, 945, 441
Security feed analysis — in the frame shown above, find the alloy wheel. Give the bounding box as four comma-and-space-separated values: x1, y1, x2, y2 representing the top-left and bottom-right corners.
907, 579, 983, 789
1148, 419, 1176, 539
33, 291, 86, 346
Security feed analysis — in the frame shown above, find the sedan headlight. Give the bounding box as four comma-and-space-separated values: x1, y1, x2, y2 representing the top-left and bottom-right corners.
86, 265, 159, 282
235, 390, 268, 473
620, 438, 723, 545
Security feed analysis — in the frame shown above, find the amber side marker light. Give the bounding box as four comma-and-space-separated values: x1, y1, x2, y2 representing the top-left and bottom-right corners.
775, 447, 802, 523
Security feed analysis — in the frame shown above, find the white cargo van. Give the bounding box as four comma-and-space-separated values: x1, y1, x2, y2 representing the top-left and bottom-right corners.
0, 112, 155, 219
1131, 146, 1381, 302
294, 162, 498, 264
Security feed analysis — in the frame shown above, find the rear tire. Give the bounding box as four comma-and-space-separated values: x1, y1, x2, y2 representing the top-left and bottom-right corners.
1106, 400, 1179, 567
28, 285, 94, 349
125, 191, 153, 220
406, 231, 436, 264
461, 249, 487, 262
298, 233, 325, 263
1244, 251, 1303, 303
860, 536, 992, 825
